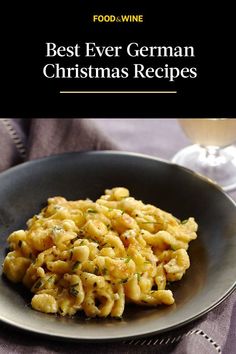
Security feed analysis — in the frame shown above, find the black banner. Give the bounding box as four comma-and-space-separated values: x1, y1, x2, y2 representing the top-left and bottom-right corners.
0, 3, 235, 117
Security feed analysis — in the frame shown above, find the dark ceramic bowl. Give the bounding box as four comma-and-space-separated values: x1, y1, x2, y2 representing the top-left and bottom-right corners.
0, 151, 236, 341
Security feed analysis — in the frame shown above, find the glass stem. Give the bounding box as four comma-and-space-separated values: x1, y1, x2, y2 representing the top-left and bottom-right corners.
199, 146, 226, 167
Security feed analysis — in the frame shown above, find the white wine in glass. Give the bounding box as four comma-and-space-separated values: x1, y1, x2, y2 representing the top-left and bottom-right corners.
172, 119, 236, 192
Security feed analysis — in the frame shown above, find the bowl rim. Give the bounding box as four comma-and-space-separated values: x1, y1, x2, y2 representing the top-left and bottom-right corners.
0, 149, 233, 195
1, 149, 235, 206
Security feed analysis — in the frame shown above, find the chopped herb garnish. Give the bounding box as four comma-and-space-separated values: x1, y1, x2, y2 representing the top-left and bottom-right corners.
124, 257, 131, 263
47, 276, 54, 283
52, 226, 63, 234
34, 280, 42, 289
87, 209, 97, 213
140, 221, 158, 224
69, 250, 73, 260
94, 266, 100, 275
120, 278, 128, 284
72, 261, 81, 271
103, 243, 111, 248
102, 268, 107, 275
181, 219, 188, 224
144, 261, 150, 264
75, 230, 85, 239
121, 210, 125, 215
80, 240, 85, 246
71, 283, 80, 287
70, 287, 79, 297
18, 240, 22, 248
87, 237, 96, 243
29, 252, 33, 260
136, 273, 141, 281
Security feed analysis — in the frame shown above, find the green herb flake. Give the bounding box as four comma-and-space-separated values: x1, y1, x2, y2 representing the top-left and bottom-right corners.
71, 283, 80, 287
120, 278, 128, 284
140, 221, 158, 224
70, 287, 79, 297
136, 273, 141, 281
52, 226, 63, 234
34, 280, 42, 289
72, 261, 81, 271
94, 266, 100, 275
87, 209, 97, 213
181, 219, 188, 224
29, 253, 34, 260
103, 242, 111, 248
124, 257, 131, 263
80, 240, 85, 246
102, 267, 107, 275
47, 276, 54, 283
69, 250, 73, 260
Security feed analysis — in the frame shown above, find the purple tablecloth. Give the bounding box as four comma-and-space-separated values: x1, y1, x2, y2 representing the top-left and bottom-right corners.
0, 118, 235, 354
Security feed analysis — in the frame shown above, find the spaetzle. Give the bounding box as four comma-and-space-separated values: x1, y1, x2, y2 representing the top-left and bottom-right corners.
2, 187, 198, 318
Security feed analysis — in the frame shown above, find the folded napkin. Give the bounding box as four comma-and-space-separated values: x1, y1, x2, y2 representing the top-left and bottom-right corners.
0, 118, 235, 354
0, 118, 117, 172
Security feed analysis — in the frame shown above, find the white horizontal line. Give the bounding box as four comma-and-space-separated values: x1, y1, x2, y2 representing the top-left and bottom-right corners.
60, 91, 177, 94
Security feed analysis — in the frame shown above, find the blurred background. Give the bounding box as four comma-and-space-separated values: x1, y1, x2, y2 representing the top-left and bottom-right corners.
91, 119, 189, 160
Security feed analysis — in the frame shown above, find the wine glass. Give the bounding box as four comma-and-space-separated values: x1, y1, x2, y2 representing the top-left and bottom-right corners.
172, 119, 236, 192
